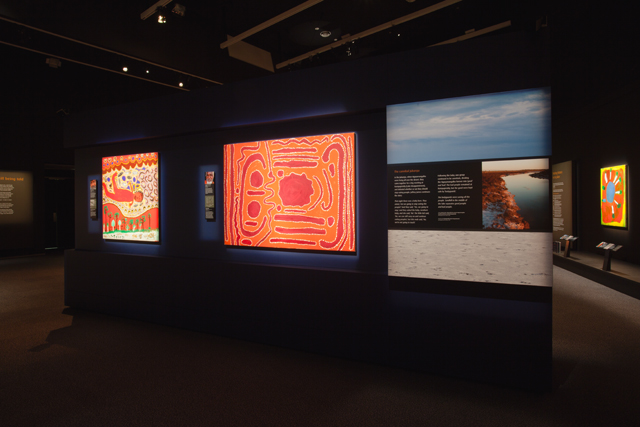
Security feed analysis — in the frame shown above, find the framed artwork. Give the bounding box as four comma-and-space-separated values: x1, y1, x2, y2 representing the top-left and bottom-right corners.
224, 133, 356, 252
600, 165, 627, 228
102, 153, 159, 242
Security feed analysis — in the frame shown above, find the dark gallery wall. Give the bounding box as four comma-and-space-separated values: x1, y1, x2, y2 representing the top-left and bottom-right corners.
0, 47, 77, 257
65, 30, 552, 390
553, 82, 639, 264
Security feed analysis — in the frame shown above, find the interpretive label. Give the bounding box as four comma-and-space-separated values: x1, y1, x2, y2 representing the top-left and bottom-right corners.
204, 171, 215, 221
0, 173, 32, 223
89, 179, 98, 220
0, 171, 34, 250
388, 161, 481, 230
552, 161, 572, 241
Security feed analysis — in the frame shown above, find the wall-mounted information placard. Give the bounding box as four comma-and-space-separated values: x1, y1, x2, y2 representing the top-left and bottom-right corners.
552, 161, 572, 241
0, 170, 34, 251
0, 171, 33, 226
90, 179, 98, 220
205, 171, 215, 221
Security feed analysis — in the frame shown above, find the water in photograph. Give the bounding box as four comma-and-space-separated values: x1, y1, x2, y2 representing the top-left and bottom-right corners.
503, 173, 549, 229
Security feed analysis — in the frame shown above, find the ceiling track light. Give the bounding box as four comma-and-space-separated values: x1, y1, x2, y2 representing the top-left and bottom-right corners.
140, 0, 173, 20
172, 4, 185, 16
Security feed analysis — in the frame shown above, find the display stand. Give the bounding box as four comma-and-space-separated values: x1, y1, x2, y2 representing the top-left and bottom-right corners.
560, 235, 578, 257
596, 242, 623, 271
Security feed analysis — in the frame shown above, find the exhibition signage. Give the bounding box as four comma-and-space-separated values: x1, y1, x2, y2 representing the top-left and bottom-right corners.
90, 179, 98, 220
552, 161, 572, 241
387, 88, 552, 288
205, 171, 215, 221
0, 171, 33, 226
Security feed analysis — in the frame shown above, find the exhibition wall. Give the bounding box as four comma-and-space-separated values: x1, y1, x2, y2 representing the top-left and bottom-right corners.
0, 170, 34, 253
65, 30, 552, 390
553, 81, 639, 264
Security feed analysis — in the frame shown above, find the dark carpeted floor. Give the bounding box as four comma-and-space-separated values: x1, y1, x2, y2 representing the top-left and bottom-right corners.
1, 252, 640, 426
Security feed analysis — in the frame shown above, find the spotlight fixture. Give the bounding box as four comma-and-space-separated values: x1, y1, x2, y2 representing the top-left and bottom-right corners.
179, 82, 184, 87
140, 0, 173, 20
172, 3, 185, 16
158, 14, 167, 23
122, 66, 128, 72
46, 58, 61, 68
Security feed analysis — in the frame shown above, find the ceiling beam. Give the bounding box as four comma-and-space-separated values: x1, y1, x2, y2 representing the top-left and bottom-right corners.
429, 20, 512, 47
276, 0, 462, 69
0, 15, 222, 86
141, 0, 173, 20
221, 0, 324, 50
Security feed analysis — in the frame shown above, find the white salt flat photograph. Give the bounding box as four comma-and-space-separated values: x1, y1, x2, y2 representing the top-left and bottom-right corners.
388, 230, 552, 286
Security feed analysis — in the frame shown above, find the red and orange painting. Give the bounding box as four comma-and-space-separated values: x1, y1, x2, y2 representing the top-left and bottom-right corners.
224, 133, 356, 252
102, 152, 159, 242
600, 165, 627, 228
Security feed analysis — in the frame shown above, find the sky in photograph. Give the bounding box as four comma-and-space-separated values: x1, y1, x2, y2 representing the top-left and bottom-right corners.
387, 88, 551, 164
482, 158, 549, 171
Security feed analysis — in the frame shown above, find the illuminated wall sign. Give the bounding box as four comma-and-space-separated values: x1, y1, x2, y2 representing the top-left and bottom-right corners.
552, 161, 573, 241
600, 164, 627, 228
102, 153, 159, 242
387, 88, 552, 287
0, 170, 34, 251
0, 171, 33, 226
224, 133, 356, 252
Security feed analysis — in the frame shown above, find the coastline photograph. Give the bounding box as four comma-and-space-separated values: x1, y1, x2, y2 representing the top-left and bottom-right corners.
482, 158, 549, 230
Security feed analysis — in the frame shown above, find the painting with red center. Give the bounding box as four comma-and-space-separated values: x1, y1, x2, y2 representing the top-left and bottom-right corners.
224, 133, 356, 252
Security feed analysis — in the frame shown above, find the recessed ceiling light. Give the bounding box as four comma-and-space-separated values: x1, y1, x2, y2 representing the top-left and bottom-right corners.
179, 82, 184, 87
320, 30, 331, 38
123, 67, 128, 72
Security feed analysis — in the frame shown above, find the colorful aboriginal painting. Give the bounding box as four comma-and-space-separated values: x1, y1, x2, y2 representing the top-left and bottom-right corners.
224, 133, 356, 252
600, 164, 627, 228
102, 153, 160, 242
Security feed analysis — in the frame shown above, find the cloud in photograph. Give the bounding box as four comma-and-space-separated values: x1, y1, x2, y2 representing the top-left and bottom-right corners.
387, 88, 551, 164
482, 158, 549, 171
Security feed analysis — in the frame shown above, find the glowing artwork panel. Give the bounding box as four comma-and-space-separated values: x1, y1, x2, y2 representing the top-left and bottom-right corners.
600, 165, 627, 228
224, 133, 356, 252
102, 153, 159, 242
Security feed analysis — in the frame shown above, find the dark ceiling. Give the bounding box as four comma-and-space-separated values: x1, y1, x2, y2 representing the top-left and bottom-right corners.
1, 0, 551, 97
0, 0, 637, 166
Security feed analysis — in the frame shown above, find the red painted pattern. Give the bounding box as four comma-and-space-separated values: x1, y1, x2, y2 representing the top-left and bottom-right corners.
224, 133, 355, 251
